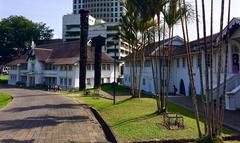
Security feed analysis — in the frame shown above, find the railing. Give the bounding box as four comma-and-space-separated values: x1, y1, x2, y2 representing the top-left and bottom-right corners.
213, 74, 240, 98
212, 74, 240, 110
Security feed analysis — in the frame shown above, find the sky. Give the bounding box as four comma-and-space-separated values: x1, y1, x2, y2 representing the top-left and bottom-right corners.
0, 0, 239, 41
0, 0, 72, 39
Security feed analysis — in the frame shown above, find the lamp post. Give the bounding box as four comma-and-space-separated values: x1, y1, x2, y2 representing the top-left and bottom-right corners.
113, 37, 118, 104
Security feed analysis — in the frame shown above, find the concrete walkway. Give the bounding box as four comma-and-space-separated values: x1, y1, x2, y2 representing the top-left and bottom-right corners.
0, 88, 107, 143
169, 96, 240, 133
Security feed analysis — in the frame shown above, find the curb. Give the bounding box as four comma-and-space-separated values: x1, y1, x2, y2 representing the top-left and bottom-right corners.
90, 107, 117, 143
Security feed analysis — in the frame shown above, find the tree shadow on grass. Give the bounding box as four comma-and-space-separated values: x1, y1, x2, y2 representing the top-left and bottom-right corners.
115, 97, 134, 105
111, 112, 158, 127
0, 115, 89, 131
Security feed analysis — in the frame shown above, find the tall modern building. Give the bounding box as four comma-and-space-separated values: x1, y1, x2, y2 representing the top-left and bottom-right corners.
62, 14, 130, 60
73, 0, 127, 22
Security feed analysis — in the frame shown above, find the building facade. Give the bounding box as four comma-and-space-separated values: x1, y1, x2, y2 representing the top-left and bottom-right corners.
73, 0, 127, 22
123, 18, 240, 111
63, 14, 129, 60
7, 41, 118, 90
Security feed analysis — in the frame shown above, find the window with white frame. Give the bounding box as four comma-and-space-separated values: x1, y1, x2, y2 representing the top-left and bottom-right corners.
177, 58, 180, 68
182, 58, 186, 68
68, 78, 72, 86
60, 77, 72, 86
10, 66, 17, 70
87, 78, 91, 85
64, 78, 67, 85
102, 64, 106, 70
87, 64, 91, 71
10, 74, 17, 81
107, 64, 111, 70
143, 78, 146, 85
68, 65, 73, 71
60, 78, 64, 85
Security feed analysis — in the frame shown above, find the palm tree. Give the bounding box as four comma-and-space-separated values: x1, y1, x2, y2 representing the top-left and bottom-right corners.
162, 0, 188, 112
146, 0, 169, 113
119, 12, 139, 97
136, 17, 153, 98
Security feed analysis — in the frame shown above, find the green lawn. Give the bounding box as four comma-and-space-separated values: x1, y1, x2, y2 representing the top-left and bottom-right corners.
0, 75, 8, 81
69, 95, 235, 142
0, 93, 12, 109
101, 84, 129, 94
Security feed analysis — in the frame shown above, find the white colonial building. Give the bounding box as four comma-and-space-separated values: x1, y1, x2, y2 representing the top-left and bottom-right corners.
123, 18, 240, 110
7, 41, 118, 90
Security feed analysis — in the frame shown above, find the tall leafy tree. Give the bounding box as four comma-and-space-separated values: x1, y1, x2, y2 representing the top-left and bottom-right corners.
0, 16, 53, 64
162, 0, 191, 112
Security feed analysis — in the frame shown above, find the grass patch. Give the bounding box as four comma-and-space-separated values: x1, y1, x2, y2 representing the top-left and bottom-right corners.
101, 84, 129, 94
0, 93, 12, 109
68, 95, 236, 142
0, 75, 8, 81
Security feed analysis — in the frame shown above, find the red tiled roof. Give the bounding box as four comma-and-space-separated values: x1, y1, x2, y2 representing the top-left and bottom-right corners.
34, 48, 52, 62
7, 41, 114, 65
7, 55, 27, 66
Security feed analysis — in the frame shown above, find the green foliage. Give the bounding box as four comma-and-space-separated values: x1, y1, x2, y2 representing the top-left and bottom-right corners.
0, 93, 12, 108
0, 16, 54, 64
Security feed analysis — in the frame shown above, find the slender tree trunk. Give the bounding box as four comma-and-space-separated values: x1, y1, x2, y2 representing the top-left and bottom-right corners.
157, 14, 165, 113
138, 33, 146, 98
201, 0, 211, 136
195, 0, 207, 134
181, 0, 202, 138
220, 0, 231, 133
210, 0, 215, 137
152, 17, 161, 113
165, 26, 174, 112
216, 0, 225, 136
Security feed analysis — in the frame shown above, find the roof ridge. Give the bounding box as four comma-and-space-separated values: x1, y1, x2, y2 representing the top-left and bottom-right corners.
34, 48, 53, 51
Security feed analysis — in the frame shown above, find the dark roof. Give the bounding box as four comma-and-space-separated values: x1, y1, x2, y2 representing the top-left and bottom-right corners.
34, 48, 52, 61
7, 55, 28, 66
122, 36, 184, 61
123, 18, 240, 61
37, 39, 63, 46
7, 41, 114, 65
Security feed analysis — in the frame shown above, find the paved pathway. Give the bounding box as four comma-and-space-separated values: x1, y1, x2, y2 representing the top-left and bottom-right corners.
169, 96, 240, 133
0, 88, 107, 143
